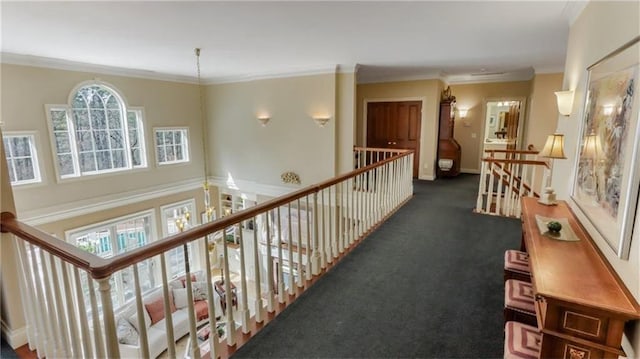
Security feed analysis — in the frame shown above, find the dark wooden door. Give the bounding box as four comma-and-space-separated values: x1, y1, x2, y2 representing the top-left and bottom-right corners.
366, 101, 421, 177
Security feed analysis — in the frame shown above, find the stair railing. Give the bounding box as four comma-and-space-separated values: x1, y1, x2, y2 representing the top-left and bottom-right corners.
475, 148, 549, 217
1, 148, 414, 359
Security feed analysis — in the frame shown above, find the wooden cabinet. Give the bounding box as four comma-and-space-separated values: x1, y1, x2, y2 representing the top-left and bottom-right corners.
436, 99, 461, 177
521, 198, 640, 358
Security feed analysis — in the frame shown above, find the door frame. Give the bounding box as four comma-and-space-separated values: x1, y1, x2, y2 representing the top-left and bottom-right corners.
478, 96, 528, 168
363, 97, 427, 177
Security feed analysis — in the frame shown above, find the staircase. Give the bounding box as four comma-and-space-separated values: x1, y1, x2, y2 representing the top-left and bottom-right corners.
475, 148, 549, 218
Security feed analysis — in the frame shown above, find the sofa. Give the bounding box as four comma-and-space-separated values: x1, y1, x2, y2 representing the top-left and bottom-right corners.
115, 271, 223, 358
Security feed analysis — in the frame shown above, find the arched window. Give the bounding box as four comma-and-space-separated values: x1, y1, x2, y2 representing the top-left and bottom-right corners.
46, 82, 146, 179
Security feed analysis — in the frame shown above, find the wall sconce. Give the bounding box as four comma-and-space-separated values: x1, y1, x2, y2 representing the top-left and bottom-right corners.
458, 108, 468, 119
257, 116, 270, 127
602, 105, 614, 116
554, 90, 574, 116
313, 117, 331, 128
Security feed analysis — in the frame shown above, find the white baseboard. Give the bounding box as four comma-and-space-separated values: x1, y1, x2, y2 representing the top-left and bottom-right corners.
460, 168, 481, 174
418, 174, 435, 181
1, 321, 27, 349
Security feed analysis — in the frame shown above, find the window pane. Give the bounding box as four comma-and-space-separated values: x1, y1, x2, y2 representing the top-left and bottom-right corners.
79, 152, 96, 172
166, 145, 175, 161
164, 131, 174, 145
91, 110, 107, 130
157, 147, 166, 163
76, 130, 94, 151
7, 161, 16, 183
11, 137, 29, 157
72, 94, 87, 109
175, 131, 182, 145
106, 95, 120, 109
94, 131, 109, 150
73, 110, 90, 130
156, 131, 164, 145
175, 144, 183, 160
15, 158, 35, 181
109, 131, 124, 149
55, 135, 71, 153
96, 151, 111, 170
107, 110, 121, 129
58, 154, 75, 176
131, 148, 141, 166
51, 110, 68, 131
112, 150, 125, 168
88, 90, 104, 109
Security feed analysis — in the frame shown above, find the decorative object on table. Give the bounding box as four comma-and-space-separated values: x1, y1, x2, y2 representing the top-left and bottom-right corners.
198, 326, 211, 341
538, 133, 567, 205
281, 171, 301, 184
535, 215, 579, 242
571, 36, 640, 260
546, 221, 562, 233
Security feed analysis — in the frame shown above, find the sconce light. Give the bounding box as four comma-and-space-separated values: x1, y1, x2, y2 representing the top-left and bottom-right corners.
602, 105, 614, 116
313, 117, 331, 128
257, 116, 270, 127
458, 108, 468, 119
554, 90, 574, 116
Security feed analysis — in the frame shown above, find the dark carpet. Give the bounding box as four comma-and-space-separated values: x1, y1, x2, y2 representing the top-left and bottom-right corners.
233, 174, 522, 359
1, 337, 18, 358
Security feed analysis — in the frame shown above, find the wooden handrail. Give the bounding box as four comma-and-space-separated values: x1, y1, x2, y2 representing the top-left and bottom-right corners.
482, 158, 549, 167
354, 146, 411, 153
2, 149, 414, 280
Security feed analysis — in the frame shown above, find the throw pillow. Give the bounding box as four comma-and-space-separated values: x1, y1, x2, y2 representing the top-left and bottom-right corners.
193, 300, 209, 321
172, 288, 189, 309
117, 317, 139, 345
128, 310, 151, 332
191, 281, 208, 301
179, 274, 197, 288
144, 297, 166, 325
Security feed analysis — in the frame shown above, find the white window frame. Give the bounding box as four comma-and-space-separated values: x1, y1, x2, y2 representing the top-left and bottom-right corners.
2, 131, 42, 186
160, 199, 200, 278
154, 127, 190, 166
66, 209, 158, 309
45, 81, 147, 181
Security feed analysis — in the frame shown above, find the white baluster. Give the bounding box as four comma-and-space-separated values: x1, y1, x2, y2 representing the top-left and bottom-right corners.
159, 255, 176, 358
276, 207, 285, 303
320, 189, 327, 268
252, 217, 264, 323
87, 276, 105, 358
132, 264, 150, 359
60, 260, 81, 357
72, 267, 93, 358
296, 201, 304, 288
182, 244, 201, 359
221, 228, 236, 346
15, 240, 42, 355
312, 192, 321, 275
238, 228, 251, 333
286, 203, 295, 295
40, 251, 64, 357
201, 236, 219, 358
97, 276, 120, 359
265, 213, 275, 312
486, 161, 496, 214
305, 196, 312, 281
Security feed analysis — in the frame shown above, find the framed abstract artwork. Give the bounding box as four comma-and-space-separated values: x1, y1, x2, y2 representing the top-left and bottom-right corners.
571, 36, 640, 260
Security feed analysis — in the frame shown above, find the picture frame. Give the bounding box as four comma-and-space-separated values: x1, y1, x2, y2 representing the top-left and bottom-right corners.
571, 36, 640, 260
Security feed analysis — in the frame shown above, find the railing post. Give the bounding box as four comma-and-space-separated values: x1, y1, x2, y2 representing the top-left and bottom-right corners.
238, 227, 251, 333
296, 201, 304, 288
252, 217, 264, 323
265, 213, 275, 312
311, 192, 321, 275
97, 276, 120, 359
286, 203, 295, 296
276, 207, 285, 303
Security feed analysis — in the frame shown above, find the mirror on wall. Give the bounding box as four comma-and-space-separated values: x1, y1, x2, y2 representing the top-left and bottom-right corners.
482, 100, 524, 153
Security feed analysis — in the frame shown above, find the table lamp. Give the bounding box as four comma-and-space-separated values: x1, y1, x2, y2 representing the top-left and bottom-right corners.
538, 133, 567, 205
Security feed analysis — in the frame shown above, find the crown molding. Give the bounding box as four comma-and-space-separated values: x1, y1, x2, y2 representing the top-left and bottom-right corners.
206, 65, 338, 85
357, 71, 443, 85
1, 52, 199, 84
19, 178, 204, 226
533, 65, 566, 75
445, 68, 535, 85
208, 175, 296, 198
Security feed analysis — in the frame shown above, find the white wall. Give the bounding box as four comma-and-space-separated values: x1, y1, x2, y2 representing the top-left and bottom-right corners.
206, 74, 337, 187
553, 1, 640, 354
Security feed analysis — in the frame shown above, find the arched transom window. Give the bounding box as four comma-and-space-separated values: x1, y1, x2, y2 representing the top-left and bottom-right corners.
47, 83, 146, 179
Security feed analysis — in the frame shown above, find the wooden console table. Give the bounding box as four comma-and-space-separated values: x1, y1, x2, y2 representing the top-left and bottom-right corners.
521, 198, 640, 358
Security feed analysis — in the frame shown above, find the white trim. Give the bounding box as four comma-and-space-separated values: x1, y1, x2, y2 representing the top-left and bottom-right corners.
64, 208, 156, 241
1, 321, 28, 348
445, 70, 535, 85
20, 177, 203, 226
153, 127, 190, 166
461, 168, 481, 174
562, 1, 589, 26
2, 131, 43, 186
1, 52, 198, 84
209, 64, 337, 84
208, 175, 295, 198
357, 71, 443, 85
418, 174, 435, 181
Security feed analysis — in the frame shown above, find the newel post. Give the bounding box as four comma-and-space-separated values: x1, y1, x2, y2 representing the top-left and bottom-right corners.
97, 276, 120, 359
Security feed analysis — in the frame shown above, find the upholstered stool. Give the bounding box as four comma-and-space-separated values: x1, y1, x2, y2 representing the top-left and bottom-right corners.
504, 321, 541, 359
504, 250, 531, 282
504, 279, 537, 327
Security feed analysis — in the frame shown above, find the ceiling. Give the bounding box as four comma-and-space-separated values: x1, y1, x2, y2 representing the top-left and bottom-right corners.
1, 1, 587, 84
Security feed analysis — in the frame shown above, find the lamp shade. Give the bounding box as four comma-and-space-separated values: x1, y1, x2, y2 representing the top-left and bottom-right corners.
555, 90, 574, 116
581, 132, 603, 160
539, 133, 567, 159
458, 108, 468, 118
